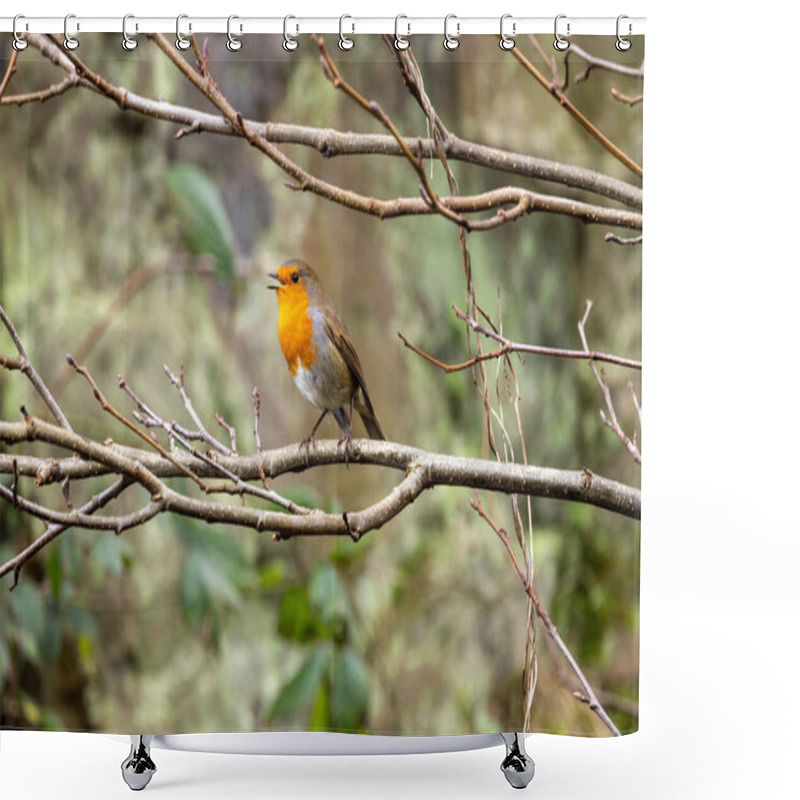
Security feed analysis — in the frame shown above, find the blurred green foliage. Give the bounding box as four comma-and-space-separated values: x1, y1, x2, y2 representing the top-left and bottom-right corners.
271, 563, 369, 731
167, 163, 236, 279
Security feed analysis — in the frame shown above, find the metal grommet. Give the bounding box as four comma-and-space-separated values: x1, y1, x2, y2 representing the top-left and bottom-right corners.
616, 15, 632, 51
283, 15, 299, 51
443, 14, 460, 51
339, 15, 354, 51
227, 15, 242, 52
499, 14, 515, 50
63, 13, 79, 50
12, 14, 28, 51
175, 14, 191, 51
554, 14, 570, 51
394, 15, 410, 50
122, 14, 138, 51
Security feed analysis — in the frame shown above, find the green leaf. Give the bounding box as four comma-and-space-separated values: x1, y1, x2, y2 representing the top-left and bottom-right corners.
167, 163, 236, 279
41, 600, 63, 667
259, 560, 286, 590
269, 642, 332, 722
308, 563, 350, 628
177, 523, 251, 630
330, 646, 369, 731
93, 535, 126, 575
309, 682, 331, 731
10, 581, 44, 653
277, 586, 316, 643
45, 544, 62, 602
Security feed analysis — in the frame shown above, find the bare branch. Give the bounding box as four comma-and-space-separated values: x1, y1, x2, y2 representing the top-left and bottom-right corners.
0, 417, 640, 521
399, 305, 642, 374
1, 73, 80, 106
611, 89, 644, 107
565, 43, 645, 83
509, 41, 643, 179
13, 33, 642, 233
1, 303, 72, 431
162, 363, 232, 456
471, 495, 621, 736
578, 302, 642, 464
605, 232, 643, 246
0, 49, 19, 99
3, 477, 132, 590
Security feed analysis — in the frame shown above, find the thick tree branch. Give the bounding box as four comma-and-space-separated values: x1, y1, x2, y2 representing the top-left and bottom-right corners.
0, 418, 640, 520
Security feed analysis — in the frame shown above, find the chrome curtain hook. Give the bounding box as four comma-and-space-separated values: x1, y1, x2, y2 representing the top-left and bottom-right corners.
63, 13, 79, 50
283, 15, 299, 51
12, 14, 28, 51
554, 14, 570, 51
499, 14, 515, 50
616, 15, 632, 51
227, 15, 242, 51
122, 14, 138, 51
443, 14, 460, 51
394, 15, 410, 50
175, 14, 191, 50
339, 15, 355, 50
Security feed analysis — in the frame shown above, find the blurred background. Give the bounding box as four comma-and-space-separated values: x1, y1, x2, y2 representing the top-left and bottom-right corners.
1, 33, 641, 737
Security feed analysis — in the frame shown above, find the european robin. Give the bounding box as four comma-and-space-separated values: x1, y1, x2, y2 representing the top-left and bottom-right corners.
269, 259, 386, 451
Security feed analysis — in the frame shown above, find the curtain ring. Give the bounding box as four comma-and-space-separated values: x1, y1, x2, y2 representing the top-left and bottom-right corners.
553, 14, 570, 51
175, 14, 191, 50
616, 15, 632, 51
283, 15, 299, 51
227, 15, 243, 51
443, 14, 460, 51
394, 15, 410, 50
499, 14, 515, 50
122, 14, 138, 51
12, 14, 28, 51
63, 13, 79, 50
339, 14, 355, 50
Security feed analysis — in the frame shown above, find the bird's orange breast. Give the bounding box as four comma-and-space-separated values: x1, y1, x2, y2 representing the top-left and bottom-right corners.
276, 285, 316, 375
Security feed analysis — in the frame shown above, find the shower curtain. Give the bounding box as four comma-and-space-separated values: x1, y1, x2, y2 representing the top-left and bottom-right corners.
1, 24, 642, 741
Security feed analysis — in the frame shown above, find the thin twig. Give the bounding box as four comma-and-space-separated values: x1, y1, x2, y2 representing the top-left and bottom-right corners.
611, 89, 644, 107
1, 304, 73, 431
0, 49, 19, 99
1, 73, 80, 106
399, 305, 641, 373
313, 35, 470, 230
4, 477, 131, 591
578, 302, 642, 464
471, 495, 621, 736
162, 363, 232, 456
508, 42, 643, 179
66, 355, 209, 488
605, 232, 643, 246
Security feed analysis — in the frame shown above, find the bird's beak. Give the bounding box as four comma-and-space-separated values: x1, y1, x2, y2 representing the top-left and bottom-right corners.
268, 272, 280, 291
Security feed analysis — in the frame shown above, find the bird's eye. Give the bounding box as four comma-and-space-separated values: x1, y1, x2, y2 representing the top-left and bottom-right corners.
291, 272, 300, 284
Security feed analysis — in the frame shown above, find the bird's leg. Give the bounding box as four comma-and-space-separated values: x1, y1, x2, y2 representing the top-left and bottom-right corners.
301, 411, 328, 465
337, 395, 355, 466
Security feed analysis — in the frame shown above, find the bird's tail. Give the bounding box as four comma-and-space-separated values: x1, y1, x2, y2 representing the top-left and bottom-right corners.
355, 392, 386, 440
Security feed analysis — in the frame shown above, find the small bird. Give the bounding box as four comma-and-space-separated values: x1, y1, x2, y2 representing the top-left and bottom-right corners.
269, 259, 386, 452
